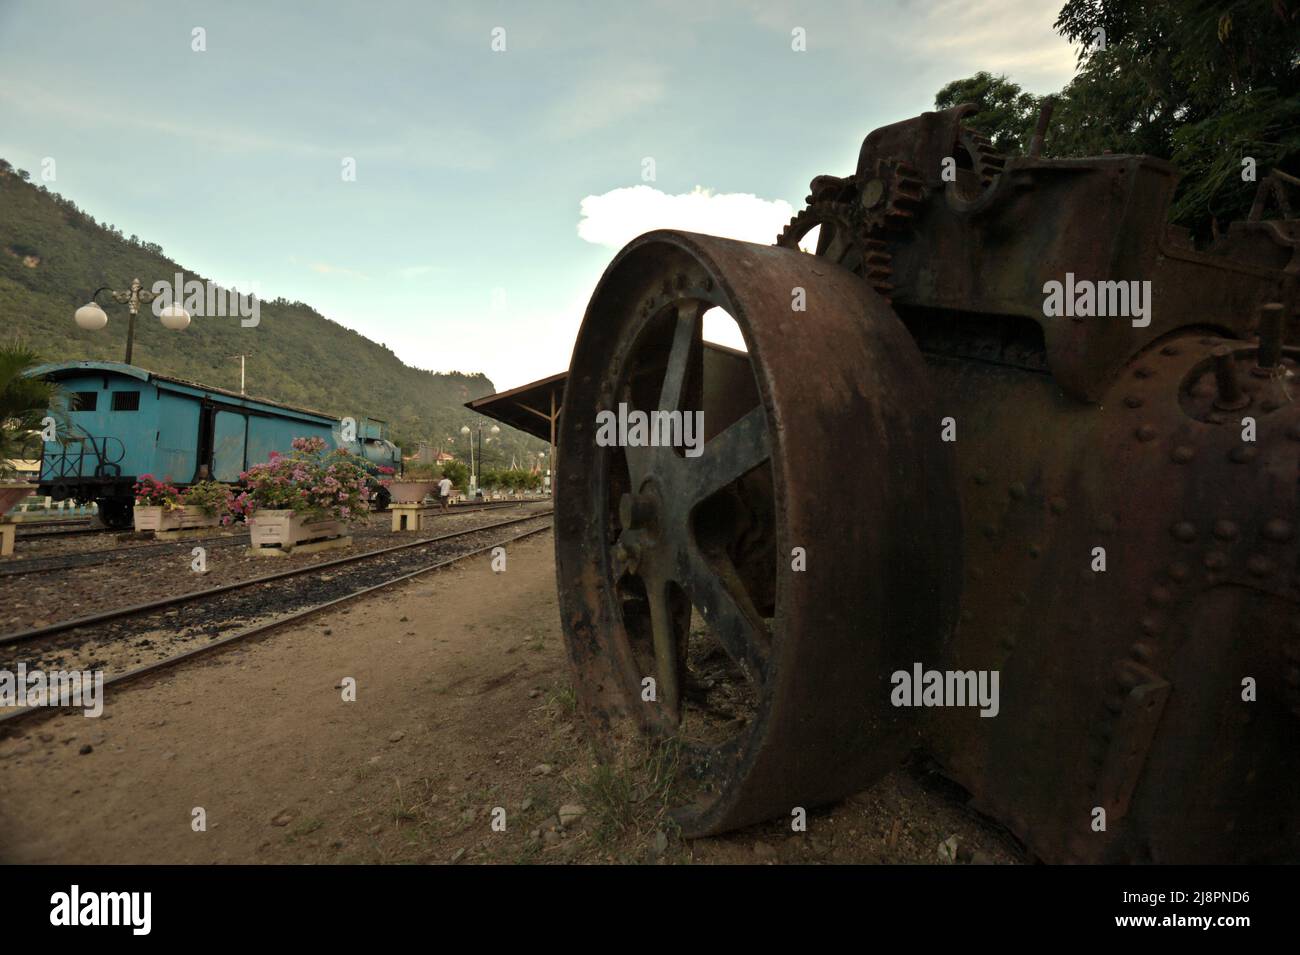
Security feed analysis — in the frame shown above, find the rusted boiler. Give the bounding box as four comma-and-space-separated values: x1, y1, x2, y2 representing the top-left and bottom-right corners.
554, 105, 1300, 863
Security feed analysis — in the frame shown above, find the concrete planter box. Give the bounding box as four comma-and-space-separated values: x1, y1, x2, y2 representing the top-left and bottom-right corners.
248, 509, 343, 549
134, 505, 220, 533
388, 480, 436, 504
0, 481, 34, 518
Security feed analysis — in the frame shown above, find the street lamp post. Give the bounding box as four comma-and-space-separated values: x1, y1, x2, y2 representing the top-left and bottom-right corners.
74, 277, 190, 365
459, 421, 500, 493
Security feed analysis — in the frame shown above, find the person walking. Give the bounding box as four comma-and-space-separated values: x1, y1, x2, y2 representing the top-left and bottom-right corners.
438, 473, 453, 513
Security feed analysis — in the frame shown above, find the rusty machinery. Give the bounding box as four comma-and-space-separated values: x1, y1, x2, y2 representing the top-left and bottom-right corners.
554, 105, 1300, 863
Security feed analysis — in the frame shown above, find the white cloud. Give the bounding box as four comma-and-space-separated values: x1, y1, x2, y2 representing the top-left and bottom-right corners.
576, 185, 796, 250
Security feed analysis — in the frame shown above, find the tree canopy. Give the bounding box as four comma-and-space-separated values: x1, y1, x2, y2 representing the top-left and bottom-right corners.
938, 0, 1299, 239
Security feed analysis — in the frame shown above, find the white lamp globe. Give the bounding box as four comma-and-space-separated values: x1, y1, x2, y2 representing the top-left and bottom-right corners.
490, 425, 500, 435
74, 302, 108, 330
159, 303, 191, 330
460, 426, 471, 435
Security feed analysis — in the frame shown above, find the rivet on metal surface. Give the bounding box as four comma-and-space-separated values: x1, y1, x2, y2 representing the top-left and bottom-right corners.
1230, 445, 1259, 463
1204, 551, 1229, 570
1213, 520, 1240, 541
1171, 446, 1195, 463
981, 523, 997, 539
1124, 395, 1144, 408
1136, 425, 1158, 441
1139, 616, 1163, 636
1131, 642, 1155, 663
1263, 519, 1293, 542
1049, 497, 1066, 515
1172, 522, 1197, 542
973, 468, 990, 485
1247, 555, 1276, 577
1134, 367, 1155, 379
1160, 345, 1180, 357
1168, 561, 1191, 580
1028, 544, 1041, 558
1147, 586, 1172, 606
1008, 482, 1027, 500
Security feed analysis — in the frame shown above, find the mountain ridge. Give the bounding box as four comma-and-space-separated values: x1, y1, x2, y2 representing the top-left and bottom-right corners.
0, 160, 541, 464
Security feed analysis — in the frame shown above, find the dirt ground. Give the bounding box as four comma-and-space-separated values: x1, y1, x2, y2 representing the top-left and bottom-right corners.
0, 531, 1025, 865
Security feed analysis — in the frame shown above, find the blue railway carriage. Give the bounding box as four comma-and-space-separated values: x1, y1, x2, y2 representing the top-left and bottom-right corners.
27, 361, 401, 528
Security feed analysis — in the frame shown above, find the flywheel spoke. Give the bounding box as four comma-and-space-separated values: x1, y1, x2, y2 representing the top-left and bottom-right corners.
657, 301, 703, 414
684, 404, 770, 504
678, 544, 769, 685
647, 577, 682, 724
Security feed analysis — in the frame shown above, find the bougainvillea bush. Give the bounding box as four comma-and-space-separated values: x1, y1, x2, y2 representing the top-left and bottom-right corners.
238, 436, 372, 522
133, 475, 182, 508
360, 462, 395, 499
182, 480, 238, 525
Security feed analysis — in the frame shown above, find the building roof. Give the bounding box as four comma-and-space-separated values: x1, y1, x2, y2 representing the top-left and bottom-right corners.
464, 342, 751, 443
26, 360, 341, 425
464, 371, 566, 442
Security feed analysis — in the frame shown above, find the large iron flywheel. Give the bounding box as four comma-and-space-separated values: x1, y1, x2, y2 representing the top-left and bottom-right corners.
555, 230, 961, 835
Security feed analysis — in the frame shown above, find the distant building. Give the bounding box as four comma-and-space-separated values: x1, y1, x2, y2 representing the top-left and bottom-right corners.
408, 444, 457, 466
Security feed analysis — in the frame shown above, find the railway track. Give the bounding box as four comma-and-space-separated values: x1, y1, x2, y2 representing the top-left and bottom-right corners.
0, 500, 535, 578
0, 510, 553, 728
14, 521, 102, 539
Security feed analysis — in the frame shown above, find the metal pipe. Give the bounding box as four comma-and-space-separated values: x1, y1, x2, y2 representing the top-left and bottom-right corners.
1028, 97, 1055, 158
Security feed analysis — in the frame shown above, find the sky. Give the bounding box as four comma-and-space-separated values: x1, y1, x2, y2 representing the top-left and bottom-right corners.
0, 0, 1081, 391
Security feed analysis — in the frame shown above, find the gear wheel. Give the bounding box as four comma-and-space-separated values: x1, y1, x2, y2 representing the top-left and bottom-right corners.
775, 201, 895, 299
856, 159, 925, 234
777, 126, 1002, 299
956, 126, 1005, 192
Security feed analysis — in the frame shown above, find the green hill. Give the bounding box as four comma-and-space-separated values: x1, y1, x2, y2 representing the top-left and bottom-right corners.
0, 160, 545, 468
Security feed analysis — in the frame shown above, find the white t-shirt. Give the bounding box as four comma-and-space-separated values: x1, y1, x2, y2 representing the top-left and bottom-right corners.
438, 478, 452, 497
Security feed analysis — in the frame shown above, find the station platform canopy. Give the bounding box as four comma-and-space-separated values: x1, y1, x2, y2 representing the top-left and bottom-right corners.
464, 342, 752, 446
464, 371, 567, 443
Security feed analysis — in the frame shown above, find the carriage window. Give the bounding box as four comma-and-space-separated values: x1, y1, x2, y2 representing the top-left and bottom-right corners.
72, 391, 98, 412
111, 391, 141, 411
